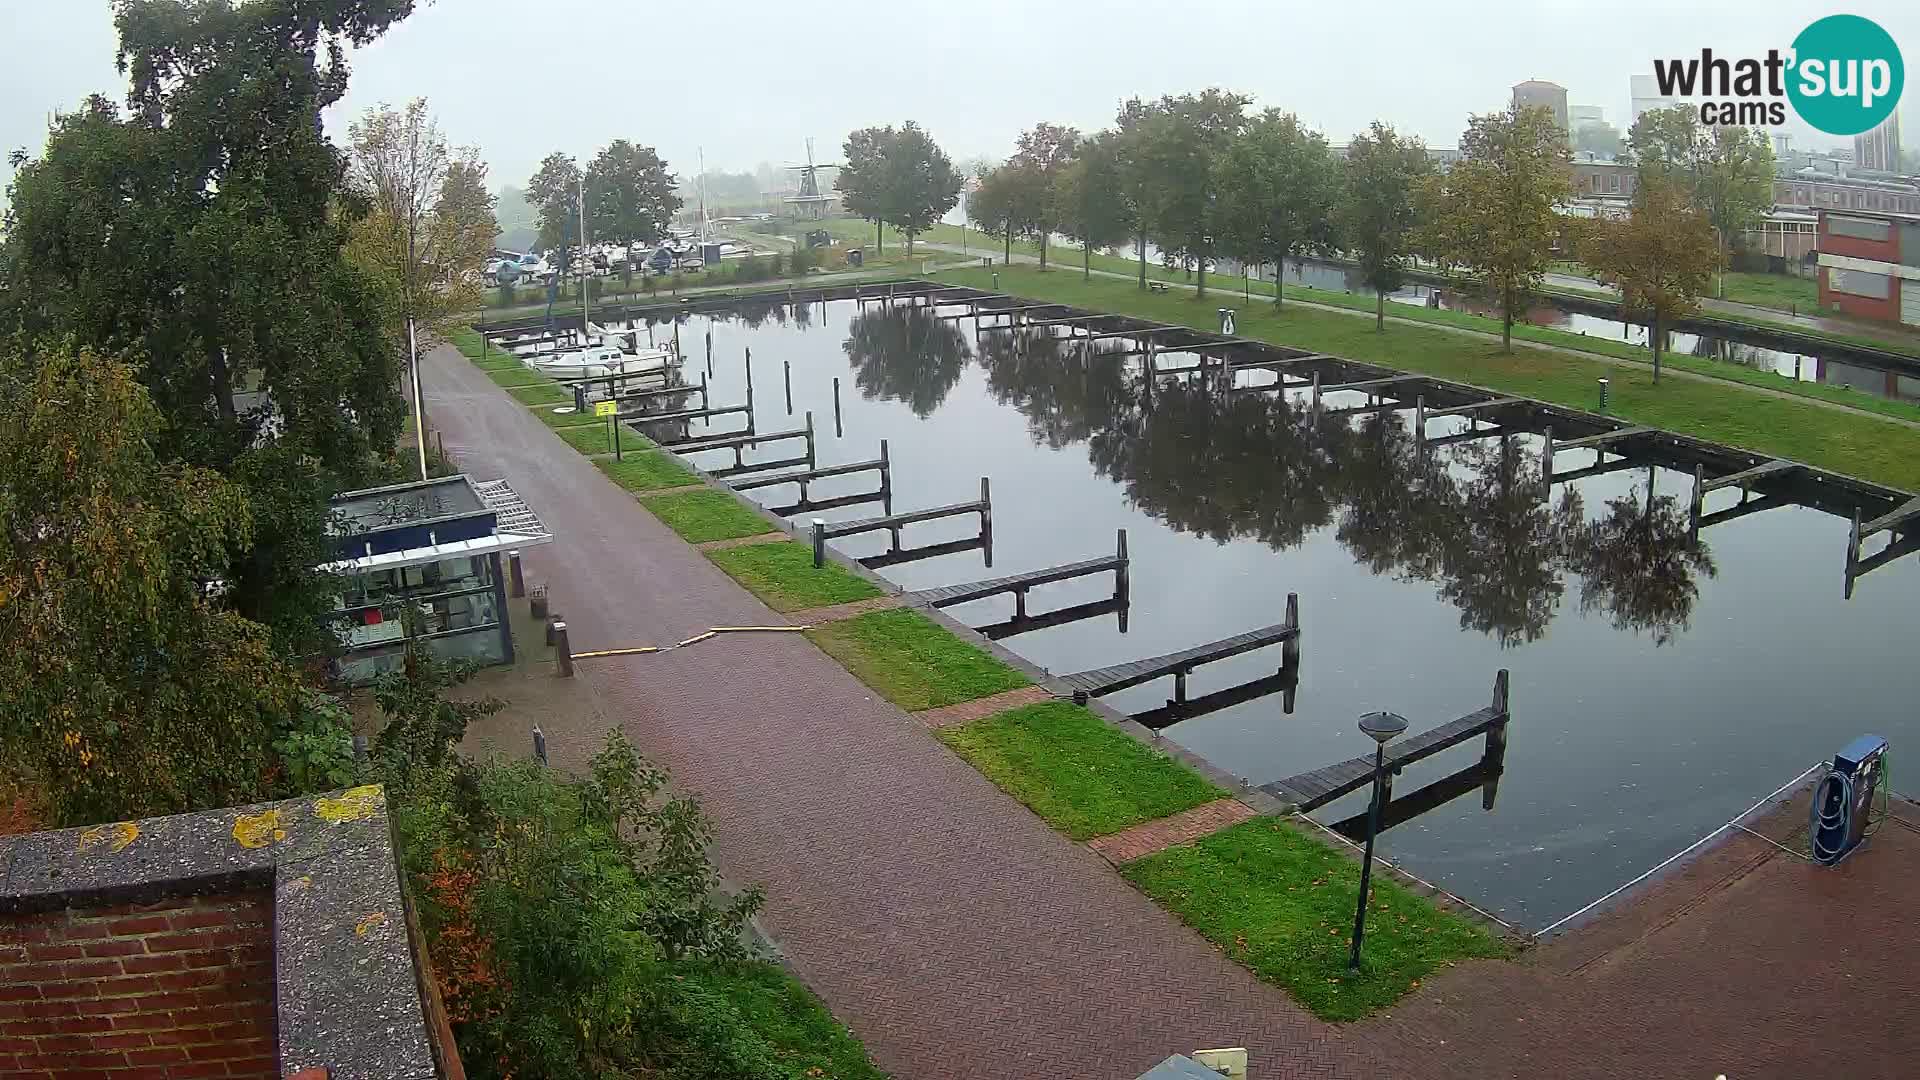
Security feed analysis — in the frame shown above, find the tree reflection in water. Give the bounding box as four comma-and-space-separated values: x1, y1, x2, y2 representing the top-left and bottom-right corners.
842, 306, 973, 417
1566, 467, 1717, 645
1438, 436, 1584, 648
977, 328, 1133, 449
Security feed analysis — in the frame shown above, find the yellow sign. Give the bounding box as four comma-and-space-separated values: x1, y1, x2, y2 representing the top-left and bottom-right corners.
594, 400, 617, 417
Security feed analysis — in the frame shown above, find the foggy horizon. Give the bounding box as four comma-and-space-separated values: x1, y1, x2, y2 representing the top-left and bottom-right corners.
3, 1, 1916, 197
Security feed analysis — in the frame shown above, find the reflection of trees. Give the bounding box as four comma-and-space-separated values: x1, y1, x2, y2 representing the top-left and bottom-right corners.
1334, 414, 1457, 580
976, 329, 1133, 449
1567, 469, 1717, 645
1086, 384, 1340, 550
1438, 437, 1585, 648
842, 307, 972, 416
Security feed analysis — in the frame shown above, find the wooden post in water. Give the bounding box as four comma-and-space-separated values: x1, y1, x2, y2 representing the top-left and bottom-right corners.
979, 476, 993, 537
1413, 396, 1427, 448
1846, 507, 1863, 598
1481, 669, 1511, 809
878, 439, 892, 502
1310, 371, 1322, 417
783, 360, 793, 415
745, 347, 754, 405
1540, 427, 1555, 481
1113, 528, 1130, 601
1689, 463, 1706, 535
804, 411, 817, 471
1282, 592, 1300, 671
699, 370, 710, 412
833, 377, 844, 438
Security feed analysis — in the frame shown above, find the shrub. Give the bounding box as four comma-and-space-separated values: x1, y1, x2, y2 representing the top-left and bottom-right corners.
271, 689, 358, 795
768, 251, 784, 276
495, 281, 516, 308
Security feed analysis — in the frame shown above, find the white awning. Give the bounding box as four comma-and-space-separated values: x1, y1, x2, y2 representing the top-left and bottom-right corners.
326, 478, 553, 574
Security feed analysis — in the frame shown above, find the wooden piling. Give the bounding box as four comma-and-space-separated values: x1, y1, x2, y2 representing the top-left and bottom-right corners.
1114, 528, 1130, 600
745, 346, 754, 404
879, 439, 892, 499
1282, 592, 1300, 670
1481, 669, 1511, 809
1689, 463, 1705, 534
784, 360, 793, 415
1414, 396, 1426, 446
1310, 371, 1322, 416
1540, 427, 1555, 480
804, 411, 817, 471
833, 377, 844, 438
979, 476, 993, 534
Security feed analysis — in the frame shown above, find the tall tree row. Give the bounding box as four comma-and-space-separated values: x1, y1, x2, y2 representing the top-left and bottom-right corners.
837, 121, 964, 254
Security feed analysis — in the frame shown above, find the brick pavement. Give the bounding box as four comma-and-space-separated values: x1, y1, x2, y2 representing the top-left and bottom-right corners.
1086, 799, 1259, 866
430, 342, 1920, 1080
424, 343, 1355, 1080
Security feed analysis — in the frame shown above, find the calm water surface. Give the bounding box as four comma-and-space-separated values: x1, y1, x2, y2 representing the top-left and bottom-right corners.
602, 299, 1919, 929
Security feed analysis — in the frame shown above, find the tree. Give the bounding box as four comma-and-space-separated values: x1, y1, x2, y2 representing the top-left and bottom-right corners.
586, 140, 681, 246
969, 161, 1047, 267
0, 349, 305, 825
1339, 122, 1432, 330
1053, 133, 1133, 281
1418, 105, 1571, 351
836, 121, 963, 254
1627, 106, 1772, 296
526, 151, 582, 253
2, 0, 414, 649
1213, 109, 1340, 308
347, 101, 496, 329
1579, 175, 1720, 383
1008, 122, 1081, 270
1116, 89, 1250, 299
1573, 120, 1625, 160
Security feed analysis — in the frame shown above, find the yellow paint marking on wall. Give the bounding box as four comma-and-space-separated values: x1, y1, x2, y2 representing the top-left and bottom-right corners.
315, 785, 384, 824
232, 809, 287, 849
77, 821, 139, 855
354, 911, 388, 937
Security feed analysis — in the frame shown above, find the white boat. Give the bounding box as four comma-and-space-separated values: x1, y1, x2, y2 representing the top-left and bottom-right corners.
526, 344, 676, 381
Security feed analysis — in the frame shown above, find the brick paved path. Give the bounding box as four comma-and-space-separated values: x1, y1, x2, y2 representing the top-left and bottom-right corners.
423, 344, 1355, 1080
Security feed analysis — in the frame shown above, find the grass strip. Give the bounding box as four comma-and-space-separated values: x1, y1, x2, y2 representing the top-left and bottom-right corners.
507, 383, 571, 406
937, 701, 1221, 840
933, 265, 1920, 491
803, 608, 1028, 711
558, 423, 615, 456
1123, 817, 1507, 1022
705, 541, 882, 613
639, 489, 777, 544
674, 961, 890, 1079
485, 366, 553, 388
593, 452, 698, 493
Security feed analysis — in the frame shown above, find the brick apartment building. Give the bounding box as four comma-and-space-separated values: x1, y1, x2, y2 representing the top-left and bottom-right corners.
1815, 209, 1920, 327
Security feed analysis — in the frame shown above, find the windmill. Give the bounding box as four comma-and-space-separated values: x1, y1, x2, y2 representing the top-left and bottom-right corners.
783, 138, 842, 219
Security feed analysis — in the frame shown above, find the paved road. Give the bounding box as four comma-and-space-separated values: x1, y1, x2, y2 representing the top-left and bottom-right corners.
421, 341, 1355, 1080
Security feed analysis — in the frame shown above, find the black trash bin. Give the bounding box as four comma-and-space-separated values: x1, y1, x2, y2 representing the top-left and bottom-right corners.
847, 247, 864, 268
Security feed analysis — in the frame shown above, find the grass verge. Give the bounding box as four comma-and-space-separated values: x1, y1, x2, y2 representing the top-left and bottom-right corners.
675, 962, 890, 1080
594, 452, 698, 493
803, 608, 1028, 711
1123, 817, 1507, 1022
558, 423, 616, 456
639, 490, 778, 544
937, 701, 1221, 841
705, 541, 882, 613
932, 265, 1920, 491
508, 383, 571, 406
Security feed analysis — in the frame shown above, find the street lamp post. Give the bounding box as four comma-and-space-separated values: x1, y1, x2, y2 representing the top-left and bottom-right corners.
1349, 710, 1408, 972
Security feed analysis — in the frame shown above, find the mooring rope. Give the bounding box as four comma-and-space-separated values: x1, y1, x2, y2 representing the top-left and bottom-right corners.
569, 624, 810, 660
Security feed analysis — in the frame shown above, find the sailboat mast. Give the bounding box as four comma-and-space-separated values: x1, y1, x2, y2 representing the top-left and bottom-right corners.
579, 169, 590, 336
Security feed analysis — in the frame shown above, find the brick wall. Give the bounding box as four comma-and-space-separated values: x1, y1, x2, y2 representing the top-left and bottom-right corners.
1818, 265, 1903, 322
0, 891, 276, 1079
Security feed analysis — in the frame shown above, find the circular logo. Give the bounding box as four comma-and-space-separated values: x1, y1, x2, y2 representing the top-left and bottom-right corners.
1787, 15, 1904, 136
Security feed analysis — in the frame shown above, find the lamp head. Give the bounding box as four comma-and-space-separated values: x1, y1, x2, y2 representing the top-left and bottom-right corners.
1357, 711, 1409, 745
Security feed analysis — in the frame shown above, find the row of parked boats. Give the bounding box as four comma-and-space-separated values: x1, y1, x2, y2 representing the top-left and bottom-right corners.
496, 322, 679, 384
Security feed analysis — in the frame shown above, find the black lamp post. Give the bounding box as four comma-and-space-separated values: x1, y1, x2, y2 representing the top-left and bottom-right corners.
1349, 710, 1408, 972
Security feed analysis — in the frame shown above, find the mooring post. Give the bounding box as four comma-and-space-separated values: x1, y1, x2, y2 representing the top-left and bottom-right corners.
1310, 371, 1322, 417
878, 439, 892, 499
784, 360, 793, 415
1846, 506, 1863, 584
833, 377, 844, 438
1689, 463, 1705, 534
532, 726, 549, 766
1413, 396, 1426, 447
1540, 427, 1555, 481
699, 370, 710, 412
1282, 591, 1301, 670
811, 519, 827, 568
1114, 528, 1130, 600
508, 550, 525, 599
979, 476, 993, 535
1172, 668, 1188, 704
673, 322, 681, 360
745, 346, 754, 405
804, 411, 817, 471
574, 383, 586, 413
1482, 669, 1511, 809
612, 412, 623, 462
1014, 587, 1028, 621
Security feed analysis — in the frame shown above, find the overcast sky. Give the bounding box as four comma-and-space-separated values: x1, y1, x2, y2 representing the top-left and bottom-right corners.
3, 0, 1916, 195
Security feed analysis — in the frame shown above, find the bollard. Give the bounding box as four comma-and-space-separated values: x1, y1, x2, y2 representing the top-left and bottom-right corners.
532, 726, 549, 766
554, 622, 573, 677
508, 550, 525, 598
811, 519, 827, 568
992, 272, 1000, 291
545, 615, 560, 647
1597, 378, 1610, 412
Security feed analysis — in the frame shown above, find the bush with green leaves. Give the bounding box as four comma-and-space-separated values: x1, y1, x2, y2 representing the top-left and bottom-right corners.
272, 689, 359, 795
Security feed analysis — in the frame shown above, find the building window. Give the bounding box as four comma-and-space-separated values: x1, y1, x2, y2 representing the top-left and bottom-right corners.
1828, 215, 1892, 242
1829, 267, 1892, 299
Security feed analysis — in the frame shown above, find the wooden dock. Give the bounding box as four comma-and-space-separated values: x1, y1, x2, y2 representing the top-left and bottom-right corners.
1689, 458, 1798, 532
1058, 594, 1299, 706
731, 441, 892, 516
1131, 667, 1296, 731
811, 479, 991, 568
906, 529, 1128, 617
667, 414, 815, 476
1262, 671, 1510, 812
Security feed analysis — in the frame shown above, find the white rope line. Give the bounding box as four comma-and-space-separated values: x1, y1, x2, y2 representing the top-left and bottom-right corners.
1534, 761, 1824, 937
1732, 822, 1814, 863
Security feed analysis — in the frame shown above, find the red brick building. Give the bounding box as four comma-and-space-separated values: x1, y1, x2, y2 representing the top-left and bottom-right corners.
1815, 208, 1920, 326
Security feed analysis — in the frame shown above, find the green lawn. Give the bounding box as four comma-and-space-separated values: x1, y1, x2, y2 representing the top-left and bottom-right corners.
557, 422, 616, 456
705, 541, 882, 613
507, 383, 571, 406
937, 701, 1221, 841
1720, 270, 1819, 314
803, 608, 1029, 711
932, 265, 1920, 492
484, 366, 553, 389
639, 490, 778, 543
674, 961, 890, 1079
1123, 818, 1507, 1022
594, 452, 698, 493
